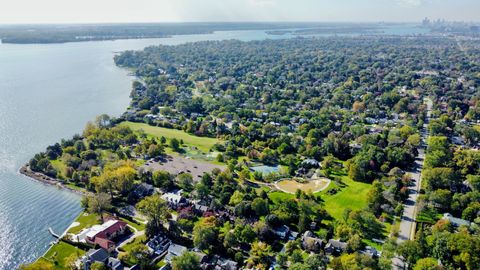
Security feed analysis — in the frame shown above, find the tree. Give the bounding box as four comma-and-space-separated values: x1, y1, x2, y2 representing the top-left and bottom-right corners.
90, 262, 106, 270
413, 257, 441, 270
193, 217, 218, 252
170, 138, 181, 152
19, 261, 55, 270
114, 165, 137, 195
223, 231, 238, 250
147, 143, 164, 158
86, 193, 111, 222
152, 170, 173, 189
247, 242, 273, 270
466, 175, 480, 191
367, 180, 385, 215
347, 234, 363, 252
330, 253, 360, 270
429, 189, 451, 210
172, 251, 200, 270
251, 198, 269, 216
177, 173, 194, 192
120, 243, 150, 270
425, 136, 451, 168
64, 253, 80, 270
95, 114, 111, 128
398, 240, 422, 268
136, 195, 170, 235
422, 168, 459, 191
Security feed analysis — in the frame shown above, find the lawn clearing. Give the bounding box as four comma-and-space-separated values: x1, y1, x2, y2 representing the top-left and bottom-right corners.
275, 178, 330, 194
122, 121, 220, 153
321, 174, 371, 220
43, 241, 85, 270
67, 212, 101, 234
268, 173, 371, 221
120, 217, 146, 231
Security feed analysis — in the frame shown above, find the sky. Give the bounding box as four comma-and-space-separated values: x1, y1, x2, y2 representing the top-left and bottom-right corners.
0, 0, 478, 24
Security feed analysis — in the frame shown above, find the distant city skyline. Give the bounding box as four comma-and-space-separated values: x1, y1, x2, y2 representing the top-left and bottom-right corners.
0, 0, 478, 24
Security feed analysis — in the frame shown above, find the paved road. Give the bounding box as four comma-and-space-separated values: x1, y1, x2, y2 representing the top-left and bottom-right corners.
393, 98, 432, 269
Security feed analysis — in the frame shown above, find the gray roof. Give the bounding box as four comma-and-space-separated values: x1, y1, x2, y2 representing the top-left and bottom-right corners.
327, 239, 347, 250
443, 213, 471, 227
107, 257, 123, 270
86, 248, 109, 263
165, 243, 188, 262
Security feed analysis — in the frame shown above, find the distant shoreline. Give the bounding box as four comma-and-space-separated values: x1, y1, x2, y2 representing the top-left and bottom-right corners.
19, 165, 86, 196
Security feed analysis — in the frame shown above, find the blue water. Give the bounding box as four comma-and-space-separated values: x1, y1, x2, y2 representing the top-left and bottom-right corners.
0, 25, 426, 269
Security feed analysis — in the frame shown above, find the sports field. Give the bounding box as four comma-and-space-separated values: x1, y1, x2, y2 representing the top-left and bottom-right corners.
122, 121, 220, 153
275, 178, 330, 194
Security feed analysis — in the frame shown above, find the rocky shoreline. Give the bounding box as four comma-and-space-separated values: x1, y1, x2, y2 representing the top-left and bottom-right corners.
19, 165, 86, 196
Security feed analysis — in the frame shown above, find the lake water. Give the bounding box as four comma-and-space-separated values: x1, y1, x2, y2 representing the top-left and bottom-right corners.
0, 25, 427, 269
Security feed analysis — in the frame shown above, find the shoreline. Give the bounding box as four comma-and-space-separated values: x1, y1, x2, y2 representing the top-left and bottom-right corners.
19, 164, 87, 196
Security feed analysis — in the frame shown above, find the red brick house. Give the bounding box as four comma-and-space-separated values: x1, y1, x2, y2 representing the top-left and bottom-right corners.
85, 219, 128, 251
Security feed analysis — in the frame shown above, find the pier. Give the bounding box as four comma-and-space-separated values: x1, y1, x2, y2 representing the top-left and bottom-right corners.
48, 227, 60, 238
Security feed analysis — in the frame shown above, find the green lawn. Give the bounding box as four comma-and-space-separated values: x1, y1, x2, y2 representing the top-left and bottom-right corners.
121, 234, 147, 253
321, 174, 371, 220
67, 212, 101, 234
119, 235, 148, 266
269, 191, 294, 203
120, 217, 146, 231
42, 241, 85, 270
122, 121, 220, 153
268, 170, 371, 221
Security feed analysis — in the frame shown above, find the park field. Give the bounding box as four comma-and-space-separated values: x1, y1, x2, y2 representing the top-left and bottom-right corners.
275, 178, 330, 194
121, 121, 220, 153
269, 171, 371, 221
321, 174, 371, 220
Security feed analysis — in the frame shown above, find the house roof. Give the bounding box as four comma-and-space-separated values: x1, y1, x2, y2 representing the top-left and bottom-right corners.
86, 219, 127, 239
168, 243, 187, 257
327, 239, 347, 249
107, 257, 123, 270
165, 243, 188, 262
274, 225, 290, 234
85, 248, 109, 263
162, 193, 184, 203
442, 213, 471, 227
95, 219, 128, 240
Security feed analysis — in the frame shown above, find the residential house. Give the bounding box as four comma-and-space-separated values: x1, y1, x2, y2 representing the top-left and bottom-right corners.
193, 203, 209, 215
147, 233, 171, 256
82, 248, 110, 270
107, 257, 124, 270
325, 239, 347, 255
273, 225, 290, 240
133, 183, 154, 199
442, 213, 471, 227
165, 243, 188, 263
202, 255, 238, 270
361, 246, 380, 258
82, 219, 129, 251
162, 191, 187, 209
301, 158, 320, 169
272, 225, 298, 241
301, 231, 324, 253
